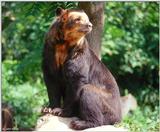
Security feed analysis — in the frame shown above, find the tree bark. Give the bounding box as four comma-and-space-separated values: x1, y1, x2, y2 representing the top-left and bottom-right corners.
78, 2, 105, 59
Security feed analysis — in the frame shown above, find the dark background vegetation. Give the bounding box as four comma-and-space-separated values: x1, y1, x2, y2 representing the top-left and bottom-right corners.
2, 2, 159, 131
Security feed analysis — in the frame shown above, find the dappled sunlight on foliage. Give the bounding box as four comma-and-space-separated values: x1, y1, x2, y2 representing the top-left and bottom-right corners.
102, 3, 158, 87
2, 2, 159, 131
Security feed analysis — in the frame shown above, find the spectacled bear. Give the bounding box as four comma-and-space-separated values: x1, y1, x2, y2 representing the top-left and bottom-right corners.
42, 7, 122, 130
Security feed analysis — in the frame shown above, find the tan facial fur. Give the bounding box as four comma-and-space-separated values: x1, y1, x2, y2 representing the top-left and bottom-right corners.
61, 11, 92, 45
53, 9, 92, 68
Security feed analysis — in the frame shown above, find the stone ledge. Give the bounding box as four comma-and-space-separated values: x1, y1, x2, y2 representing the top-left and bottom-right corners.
35, 114, 127, 131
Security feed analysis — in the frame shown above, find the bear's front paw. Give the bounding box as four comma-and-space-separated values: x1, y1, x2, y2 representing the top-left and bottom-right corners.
41, 107, 53, 115
52, 108, 63, 116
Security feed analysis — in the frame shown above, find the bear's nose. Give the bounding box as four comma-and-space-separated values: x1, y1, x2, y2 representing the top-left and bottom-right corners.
87, 22, 93, 28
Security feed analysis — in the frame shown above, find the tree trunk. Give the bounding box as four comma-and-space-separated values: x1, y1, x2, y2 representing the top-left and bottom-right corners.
78, 2, 105, 59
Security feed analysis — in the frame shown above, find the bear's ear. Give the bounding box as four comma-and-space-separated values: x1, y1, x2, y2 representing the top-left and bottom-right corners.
56, 7, 65, 16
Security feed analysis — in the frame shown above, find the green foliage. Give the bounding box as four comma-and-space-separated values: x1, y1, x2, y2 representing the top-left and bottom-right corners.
102, 2, 159, 89
2, 1, 159, 131
2, 60, 48, 128
117, 106, 159, 132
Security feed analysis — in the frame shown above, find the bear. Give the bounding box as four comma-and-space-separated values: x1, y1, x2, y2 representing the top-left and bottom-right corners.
42, 7, 122, 130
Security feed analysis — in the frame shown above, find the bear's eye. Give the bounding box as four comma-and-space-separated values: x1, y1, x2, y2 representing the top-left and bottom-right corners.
62, 18, 66, 21
75, 18, 81, 22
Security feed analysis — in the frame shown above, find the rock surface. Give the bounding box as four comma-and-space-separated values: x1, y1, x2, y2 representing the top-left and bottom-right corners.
35, 114, 127, 131
120, 94, 137, 117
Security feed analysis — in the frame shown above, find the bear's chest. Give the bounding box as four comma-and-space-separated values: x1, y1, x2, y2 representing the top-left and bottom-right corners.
54, 44, 68, 68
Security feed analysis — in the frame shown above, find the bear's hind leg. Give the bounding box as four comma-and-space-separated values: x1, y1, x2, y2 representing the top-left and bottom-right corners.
70, 84, 107, 130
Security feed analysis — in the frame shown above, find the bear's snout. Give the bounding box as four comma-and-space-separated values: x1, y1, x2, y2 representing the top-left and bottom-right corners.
86, 22, 92, 28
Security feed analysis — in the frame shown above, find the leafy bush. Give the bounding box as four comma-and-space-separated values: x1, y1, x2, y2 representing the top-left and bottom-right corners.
117, 106, 159, 132
2, 60, 48, 129
102, 2, 159, 89
2, 2, 159, 130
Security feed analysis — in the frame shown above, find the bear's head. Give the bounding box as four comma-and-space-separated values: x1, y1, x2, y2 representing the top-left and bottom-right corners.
54, 7, 92, 45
